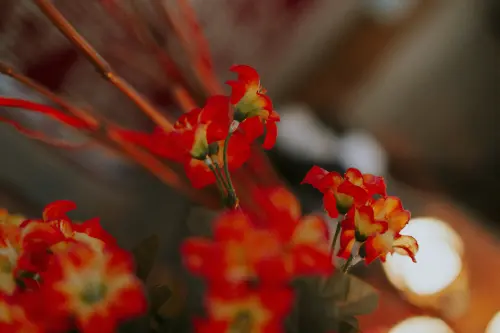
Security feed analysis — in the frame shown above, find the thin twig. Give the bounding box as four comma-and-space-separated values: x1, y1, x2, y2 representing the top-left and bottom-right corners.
153, 0, 222, 95
34, 0, 173, 131
0, 61, 99, 128
99, 0, 198, 112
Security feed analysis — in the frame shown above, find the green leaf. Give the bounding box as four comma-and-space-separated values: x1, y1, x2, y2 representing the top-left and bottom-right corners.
288, 270, 378, 333
337, 274, 379, 317
339, 316, 359, 333
132, 234, 160, 281
148, 284, 172, 314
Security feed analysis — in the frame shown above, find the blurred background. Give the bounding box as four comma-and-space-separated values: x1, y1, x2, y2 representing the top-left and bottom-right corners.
1, 0, 500, 332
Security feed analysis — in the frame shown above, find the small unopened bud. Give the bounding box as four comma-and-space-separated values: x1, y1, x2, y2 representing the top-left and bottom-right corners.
229, 120, 240, 133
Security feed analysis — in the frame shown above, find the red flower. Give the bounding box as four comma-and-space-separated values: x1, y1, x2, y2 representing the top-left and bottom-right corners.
226, 65, 280, 149
111, 96, 251, 188
182, 210, 283, 285
0, 224, 23, 295
361, 197, 417, 263
41, 243, 147, 333
0, 293, 44, 333
337, 206, 388, 260
301, 166, 386, 218
337, 197, 418, 264
20, 201, 116, 255
253, 187, 333, 277
183, 191, 333, 286
199, 286, 294, 333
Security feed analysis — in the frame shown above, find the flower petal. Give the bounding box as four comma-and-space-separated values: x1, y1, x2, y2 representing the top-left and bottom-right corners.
43, 200, 76, 221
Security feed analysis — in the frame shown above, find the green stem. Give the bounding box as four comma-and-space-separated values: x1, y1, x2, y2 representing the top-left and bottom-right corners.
223, 131, 238, 208
330, 222, 342, 256
342, 255, 354, 274
208, 162, 227, 199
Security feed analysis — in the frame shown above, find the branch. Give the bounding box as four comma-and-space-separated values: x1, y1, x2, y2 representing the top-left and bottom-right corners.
152, 0, 223, 95
33, 0, 173, 131
0, 61, 98, 128
0, 97, 94, 148
0, 97, 94, 129
98, 0, 197, 112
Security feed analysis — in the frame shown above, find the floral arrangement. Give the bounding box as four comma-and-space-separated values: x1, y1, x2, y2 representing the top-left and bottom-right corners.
0, 1, 419, 333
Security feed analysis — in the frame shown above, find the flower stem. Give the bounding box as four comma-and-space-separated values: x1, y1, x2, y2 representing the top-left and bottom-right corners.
330, 222, 342, 256
208, 162, 227, 197
223, 131, 238, 208
342, 255, 354, 274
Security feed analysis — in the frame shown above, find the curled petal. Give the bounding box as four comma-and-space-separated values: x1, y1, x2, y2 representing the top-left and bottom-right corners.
43, 200, 76, 221
393, 235, 419, 263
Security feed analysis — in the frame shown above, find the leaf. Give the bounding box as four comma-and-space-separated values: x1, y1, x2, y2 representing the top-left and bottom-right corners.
337, 274, 379, 317
132, 234, 160, 281
288, 270, 378, 333
339, 317, 359, 333
148, 284, 172, 314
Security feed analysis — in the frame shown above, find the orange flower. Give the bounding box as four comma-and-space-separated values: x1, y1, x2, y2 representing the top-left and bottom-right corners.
226, 65, 280, 149
182, 190, 333, 286
0, 293, 44, 333
252, 187, 333, 278
200, 287, 294, 333
20, 201, 116, 255
338, 196, 418, 265
301, 166, 386, 218
182, 210, 283, 285
337, 206, 388, 260
41, 243, 147, 333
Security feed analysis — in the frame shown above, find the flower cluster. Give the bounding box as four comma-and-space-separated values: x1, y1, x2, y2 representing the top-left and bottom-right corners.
114, 65, 280, 191
302, 166, 419, 267
0, 202, 146, 333
182, 187, 332, 332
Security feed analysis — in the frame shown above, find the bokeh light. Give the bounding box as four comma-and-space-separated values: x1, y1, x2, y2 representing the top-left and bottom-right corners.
389, 316, 454, 333
383, 217, 464, 295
